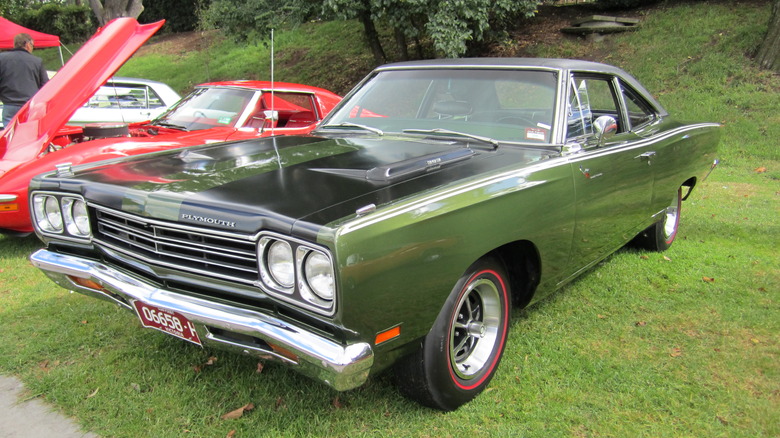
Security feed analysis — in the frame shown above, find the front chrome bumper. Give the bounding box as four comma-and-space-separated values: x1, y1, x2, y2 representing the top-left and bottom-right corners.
29, 249, 373, 391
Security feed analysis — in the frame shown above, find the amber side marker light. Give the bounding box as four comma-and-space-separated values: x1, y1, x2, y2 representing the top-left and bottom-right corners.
0, 203, 18, 212
269, 343, 299, 362
375, 325, 401, 345
69, 276, 106, 292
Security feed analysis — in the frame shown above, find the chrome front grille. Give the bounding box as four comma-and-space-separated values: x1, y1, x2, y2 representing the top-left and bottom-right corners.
93, 207, 258, 284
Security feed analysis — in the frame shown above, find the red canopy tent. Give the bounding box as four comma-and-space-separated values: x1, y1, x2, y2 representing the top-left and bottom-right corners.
0, 17, 64, 64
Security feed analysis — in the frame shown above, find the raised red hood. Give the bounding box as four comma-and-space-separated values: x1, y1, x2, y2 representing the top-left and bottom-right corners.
0, 18, 164, 174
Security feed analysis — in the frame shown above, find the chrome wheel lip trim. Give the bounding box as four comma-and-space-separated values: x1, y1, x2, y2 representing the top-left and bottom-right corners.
449, 277, 502, 380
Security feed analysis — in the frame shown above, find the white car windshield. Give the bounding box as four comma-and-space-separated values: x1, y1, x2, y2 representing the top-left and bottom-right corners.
154, 87, 255, 131
322, 69, 558, 144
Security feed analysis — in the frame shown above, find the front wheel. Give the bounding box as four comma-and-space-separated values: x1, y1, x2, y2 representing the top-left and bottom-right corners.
395, 257, 511, 411
633, 187, 682, 251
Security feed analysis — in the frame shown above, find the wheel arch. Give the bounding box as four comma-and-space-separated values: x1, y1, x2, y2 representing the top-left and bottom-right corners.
487, 240, 541, 309
681, 176, 697, 201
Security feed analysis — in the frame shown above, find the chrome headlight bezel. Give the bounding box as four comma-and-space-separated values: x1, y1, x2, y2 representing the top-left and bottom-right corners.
257, 232, 336, 316
30, 192, 92, 241
298, 249, 335, 304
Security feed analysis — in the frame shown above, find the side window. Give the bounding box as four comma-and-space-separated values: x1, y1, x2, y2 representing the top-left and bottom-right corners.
620, 81, 656, 129
566, 75, 621, 142
146, 86, 165, 109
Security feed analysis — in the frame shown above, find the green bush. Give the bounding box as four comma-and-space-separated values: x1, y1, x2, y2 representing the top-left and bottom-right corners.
139, 0, 209, 32
15, 3, 96, 44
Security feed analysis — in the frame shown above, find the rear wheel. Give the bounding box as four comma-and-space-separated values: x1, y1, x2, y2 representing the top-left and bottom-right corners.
634, 187, 682, 251
395, 257, 511, 411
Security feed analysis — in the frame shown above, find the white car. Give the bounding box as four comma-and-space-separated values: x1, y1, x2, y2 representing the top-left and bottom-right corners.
1, 76, 179, 128
67, 77, 180, 125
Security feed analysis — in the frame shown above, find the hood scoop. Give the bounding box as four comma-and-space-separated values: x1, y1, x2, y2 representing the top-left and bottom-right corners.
314, 147, 475, 183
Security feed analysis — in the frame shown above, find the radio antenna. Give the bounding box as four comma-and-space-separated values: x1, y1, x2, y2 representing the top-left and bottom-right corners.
268, 28, 281, 168
270, 28, 275, 137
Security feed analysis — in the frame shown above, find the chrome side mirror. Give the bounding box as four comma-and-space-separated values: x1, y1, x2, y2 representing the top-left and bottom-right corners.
594, 115, 618, 146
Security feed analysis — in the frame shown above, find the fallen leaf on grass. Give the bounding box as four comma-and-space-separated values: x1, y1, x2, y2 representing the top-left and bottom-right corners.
275, 396, 286, 410
717, 415, 729, 425
670, 348, 683, 358
754, 167, 767, 173
663, 255, 672, 262
635, 321, 647, 327
751, 338, 761, 344
332, 396, 344, 409
597, 314, 607, 319
226, 430, 236, 438
221, 403, 254, 420
193, 356, 218, 373
702, 276, 715, 283
639, 255, 649, 260
87, 388, 100, 398
256, 362, 264, 374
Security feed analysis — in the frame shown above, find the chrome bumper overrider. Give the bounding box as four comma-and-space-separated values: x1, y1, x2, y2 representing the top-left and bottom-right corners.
29, 249, 373, 391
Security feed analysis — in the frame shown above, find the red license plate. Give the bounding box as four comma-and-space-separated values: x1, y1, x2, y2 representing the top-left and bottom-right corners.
133, 301, 202, 346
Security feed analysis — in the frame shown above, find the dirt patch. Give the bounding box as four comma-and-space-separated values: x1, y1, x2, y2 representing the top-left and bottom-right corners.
136, 29, 222, 57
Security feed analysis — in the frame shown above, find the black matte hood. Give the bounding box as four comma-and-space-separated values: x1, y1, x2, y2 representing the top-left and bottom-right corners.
45, 134, 550, 236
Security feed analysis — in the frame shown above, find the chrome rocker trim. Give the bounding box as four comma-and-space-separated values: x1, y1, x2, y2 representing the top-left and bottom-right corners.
29, 249, 373, 391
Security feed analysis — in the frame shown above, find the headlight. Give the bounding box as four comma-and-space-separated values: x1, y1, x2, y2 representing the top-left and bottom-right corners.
31, 193, 91, 240
62, 198, 91, 237
267, 240, 295, 288
302, 251, 334, 302
32, 195, 63, 233
257, 233, 336, 316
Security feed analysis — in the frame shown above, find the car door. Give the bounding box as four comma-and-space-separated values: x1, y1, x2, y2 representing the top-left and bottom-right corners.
565, 73, 658, 267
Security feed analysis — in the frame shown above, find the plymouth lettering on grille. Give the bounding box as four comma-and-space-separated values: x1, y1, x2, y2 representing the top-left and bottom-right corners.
181, 214, 236, 228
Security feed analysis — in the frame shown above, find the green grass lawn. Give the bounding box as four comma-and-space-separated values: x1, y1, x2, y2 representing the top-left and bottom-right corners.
2, 1, 778, 437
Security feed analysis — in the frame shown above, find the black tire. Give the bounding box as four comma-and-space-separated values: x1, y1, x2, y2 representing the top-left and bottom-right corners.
634, 187, 682, 251
395, 256, 511, 411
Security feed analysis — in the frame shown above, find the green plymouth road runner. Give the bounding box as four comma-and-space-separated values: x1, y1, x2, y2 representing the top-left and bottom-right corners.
29, 59, 719, 410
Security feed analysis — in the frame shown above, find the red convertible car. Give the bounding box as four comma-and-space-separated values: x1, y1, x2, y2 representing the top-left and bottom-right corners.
0, 18, 341, 235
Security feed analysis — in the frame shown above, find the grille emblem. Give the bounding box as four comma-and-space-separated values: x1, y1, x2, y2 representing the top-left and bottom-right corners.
181, 213, 237, 228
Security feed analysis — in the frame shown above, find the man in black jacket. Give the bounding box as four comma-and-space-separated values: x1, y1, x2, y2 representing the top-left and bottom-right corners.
0, 33, 49, 126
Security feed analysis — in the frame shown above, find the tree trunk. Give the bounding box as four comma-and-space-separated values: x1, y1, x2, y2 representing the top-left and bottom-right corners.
358, 8, 386, 65
395, 28, 409, 61
756, 0, 780, 71
89, 0, 145, 26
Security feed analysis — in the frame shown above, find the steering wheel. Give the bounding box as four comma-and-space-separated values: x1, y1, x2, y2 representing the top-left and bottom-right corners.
496, 116, 535, 126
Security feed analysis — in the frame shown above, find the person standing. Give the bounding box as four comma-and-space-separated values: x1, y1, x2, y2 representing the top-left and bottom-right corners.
0, 33, 49, 126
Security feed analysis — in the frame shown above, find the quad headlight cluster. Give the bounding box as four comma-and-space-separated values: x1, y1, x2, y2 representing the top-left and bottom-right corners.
258, 233, 336, 315
31, 193, 92, 240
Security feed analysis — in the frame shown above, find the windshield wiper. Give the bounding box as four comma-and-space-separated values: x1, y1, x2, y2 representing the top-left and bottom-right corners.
153, 121, 188, 131
319, 122, 384, 136
403, 128, 499, 149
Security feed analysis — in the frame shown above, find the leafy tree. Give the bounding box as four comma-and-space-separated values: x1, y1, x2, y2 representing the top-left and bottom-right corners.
756, 0, 780, 71
199, 0, 318, 42
325, 0, 540, 62
88, 0, 144, 26
1, 0, 35, 20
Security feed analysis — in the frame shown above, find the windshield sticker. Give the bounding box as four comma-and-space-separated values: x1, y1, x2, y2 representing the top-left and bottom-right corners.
525, 127, 548, 142
218, 117, 232, 125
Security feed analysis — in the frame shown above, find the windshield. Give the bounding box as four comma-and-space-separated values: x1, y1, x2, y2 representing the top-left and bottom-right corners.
153, 87, 255, 131
322, 69, 558, 144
